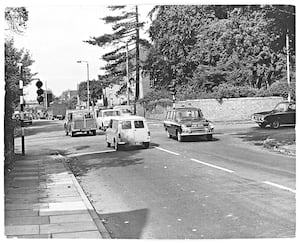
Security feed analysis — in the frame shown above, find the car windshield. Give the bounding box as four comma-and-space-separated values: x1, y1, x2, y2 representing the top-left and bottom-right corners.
273, 103, 289, 112
177, 109, 203, 120
73, 111, 94, 119
103, 111, 120, 117
120, 109, 132, 114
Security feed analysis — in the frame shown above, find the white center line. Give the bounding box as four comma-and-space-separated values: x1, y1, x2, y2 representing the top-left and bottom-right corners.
263, 181, 296, 194
190, 158, 234, 173
68, 150, 116, 158
155, 147, 180, 156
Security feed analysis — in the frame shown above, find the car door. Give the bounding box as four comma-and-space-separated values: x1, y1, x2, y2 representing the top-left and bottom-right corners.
285, 103, 296, 124
133, 120, 148, 144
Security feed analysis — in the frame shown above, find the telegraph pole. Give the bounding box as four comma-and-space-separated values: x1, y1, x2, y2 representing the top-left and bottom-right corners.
126, 42, 130, 106
17, 63, 25, 155
134, 5, 140, 115
286, 30, 291, 102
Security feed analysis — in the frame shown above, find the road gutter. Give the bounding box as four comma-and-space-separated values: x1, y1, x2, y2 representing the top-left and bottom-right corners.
58, 153, 111, 239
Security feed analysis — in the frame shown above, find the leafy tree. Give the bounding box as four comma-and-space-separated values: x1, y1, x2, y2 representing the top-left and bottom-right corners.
78, 79, 104, 105
5, 7, 34, 165
146, 5, 295, 98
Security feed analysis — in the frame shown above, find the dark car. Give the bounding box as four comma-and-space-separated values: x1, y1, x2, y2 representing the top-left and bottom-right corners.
251, 101, 296, 129
163, 106, 214, 141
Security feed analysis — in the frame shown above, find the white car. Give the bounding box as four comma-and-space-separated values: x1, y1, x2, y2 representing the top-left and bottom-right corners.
106, 116, 151, 150
96, 109, 121, 131
113, 105, 133, 116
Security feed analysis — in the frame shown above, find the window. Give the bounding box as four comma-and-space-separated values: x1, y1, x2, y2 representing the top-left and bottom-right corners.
112, 120, 118, 129
104, 110, 121, 117
134, 120, 144, 128
122, 121, 132, 129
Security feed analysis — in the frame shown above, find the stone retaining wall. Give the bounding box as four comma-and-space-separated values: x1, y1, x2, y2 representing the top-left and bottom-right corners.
137, 97, 284, 122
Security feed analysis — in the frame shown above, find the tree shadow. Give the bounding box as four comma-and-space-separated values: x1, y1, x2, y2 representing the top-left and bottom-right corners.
98, 208, 149, 239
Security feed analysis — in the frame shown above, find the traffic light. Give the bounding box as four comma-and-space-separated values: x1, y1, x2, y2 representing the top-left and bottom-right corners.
36, 80, 44, 104
168, 82, 176, 95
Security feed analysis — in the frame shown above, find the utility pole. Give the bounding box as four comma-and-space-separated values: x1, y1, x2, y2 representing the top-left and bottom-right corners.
126, 42, 130, 106
134, 5, 140, 115
17, 63, 25, 155
45, 81, 48, 110
286, 30, 291, 102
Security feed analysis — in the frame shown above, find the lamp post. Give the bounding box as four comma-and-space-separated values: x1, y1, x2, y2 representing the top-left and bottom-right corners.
77, 60, 90, 110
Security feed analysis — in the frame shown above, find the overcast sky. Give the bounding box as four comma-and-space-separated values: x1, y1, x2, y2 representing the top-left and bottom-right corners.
9, 2, 153, 100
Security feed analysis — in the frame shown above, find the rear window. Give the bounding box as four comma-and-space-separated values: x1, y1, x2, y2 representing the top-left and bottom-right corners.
122, 121, 132, 129
104, 111, 120, 117
134, 121, 144, 128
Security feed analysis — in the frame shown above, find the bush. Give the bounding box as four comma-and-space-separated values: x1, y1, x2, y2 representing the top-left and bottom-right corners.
267, 81, 295, 100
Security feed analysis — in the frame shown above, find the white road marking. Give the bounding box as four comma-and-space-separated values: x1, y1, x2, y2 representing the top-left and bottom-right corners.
190, 158, 234, 173
263, 181, 296, 194
155, 147, 180, 156
68, 150, 116, 158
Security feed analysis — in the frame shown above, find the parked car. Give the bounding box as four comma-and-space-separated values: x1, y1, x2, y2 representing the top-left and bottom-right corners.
96, 109, 121, 131
64, 110, 97, 137
106, 116, 151, 150
163, 106, 214, 141
113, 105, 133, 116
13, 111, 33, 125
251, 101, 296, 129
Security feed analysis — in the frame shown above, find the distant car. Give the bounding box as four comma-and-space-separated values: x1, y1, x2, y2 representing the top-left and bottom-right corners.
113, 105, 133, 116
106, 116, 151, 150
64, 110, 97, 136
96, 109, 121, 131
13, 112, 33, 125
251, 101, 296, 129
163, 106, 214, 141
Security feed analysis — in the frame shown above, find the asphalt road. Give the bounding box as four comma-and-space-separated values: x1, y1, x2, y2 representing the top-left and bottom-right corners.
16, 119, 296, 239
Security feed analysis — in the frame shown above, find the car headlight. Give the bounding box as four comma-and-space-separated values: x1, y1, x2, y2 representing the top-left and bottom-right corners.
181, 125, 191, 133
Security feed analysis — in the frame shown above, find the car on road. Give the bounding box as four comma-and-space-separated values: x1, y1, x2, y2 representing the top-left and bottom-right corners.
96, 109, 121, 131
113, 105, 133, 116
64, 110, 97, 137
163, 106, 214, 141
251, 101, 296, 129
106, 116, 151, 150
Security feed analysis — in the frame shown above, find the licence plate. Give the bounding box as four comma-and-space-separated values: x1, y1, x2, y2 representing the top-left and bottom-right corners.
135, 142, 142, 145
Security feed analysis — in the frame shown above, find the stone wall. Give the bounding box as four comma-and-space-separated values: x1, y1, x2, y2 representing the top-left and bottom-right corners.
137, 97, 284, 122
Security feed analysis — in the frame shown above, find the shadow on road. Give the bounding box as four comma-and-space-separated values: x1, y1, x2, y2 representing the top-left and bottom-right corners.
98, 208, 149, 239
232, 126, 295, 146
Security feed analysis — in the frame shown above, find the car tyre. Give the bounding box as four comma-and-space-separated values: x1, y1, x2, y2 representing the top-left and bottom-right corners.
114, 139, 119, 151
271, 120, 280, 129
177, 131, 183, 142
143, 142, 150, 149
259, 123, 267, 128
92, 130, 96, 136
167, 130, 172, 138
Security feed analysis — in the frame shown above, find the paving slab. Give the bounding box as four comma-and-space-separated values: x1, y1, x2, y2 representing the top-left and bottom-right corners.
39, 209, 91, 217
40, 221, 97, 234
52, 230, 102, 238
50, 213, 93, 224
5, 216, 49, 225
5, 209, 39, 218
7, 234, 51, 238
6, 203, 49, 211
39, 196, 81, 203
5, 224, 39, 236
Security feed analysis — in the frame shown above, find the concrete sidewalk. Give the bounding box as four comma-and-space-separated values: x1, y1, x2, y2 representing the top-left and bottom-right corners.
4, 153, 110, 238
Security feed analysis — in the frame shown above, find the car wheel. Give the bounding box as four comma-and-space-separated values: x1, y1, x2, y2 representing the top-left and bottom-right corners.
259, 123, 267, 129
167, 130, 172, 138
177, 131, 183, 142
206, 134, 213, 141
92, 130, 96, 136
114, 139, 119, 150
143, 142, 150, 149
271, 120, 280, 129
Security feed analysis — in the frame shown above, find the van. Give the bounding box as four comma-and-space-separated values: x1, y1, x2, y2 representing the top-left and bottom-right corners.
106, 116, 150, 150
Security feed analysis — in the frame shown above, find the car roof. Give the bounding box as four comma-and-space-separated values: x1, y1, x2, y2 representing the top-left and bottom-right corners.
112, 115, 146, 121
168, 107, 199, 111
102, 109, 120, 112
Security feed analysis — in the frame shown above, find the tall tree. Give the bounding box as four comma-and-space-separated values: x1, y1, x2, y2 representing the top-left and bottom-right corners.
85, 5, 150, 113
4, 7, 34, 165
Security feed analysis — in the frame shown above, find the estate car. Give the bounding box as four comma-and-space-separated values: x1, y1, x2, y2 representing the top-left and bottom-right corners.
163, 106, 214, 141
251, 101, 296, 129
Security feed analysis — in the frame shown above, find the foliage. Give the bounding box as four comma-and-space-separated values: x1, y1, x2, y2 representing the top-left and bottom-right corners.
267, 81, 295, 101
5, 7, 28, 35
145, 5, 295, 96
78, 79, 104, 104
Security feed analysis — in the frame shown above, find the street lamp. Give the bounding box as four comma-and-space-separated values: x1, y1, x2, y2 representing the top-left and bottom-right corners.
77, 60, 90, 110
